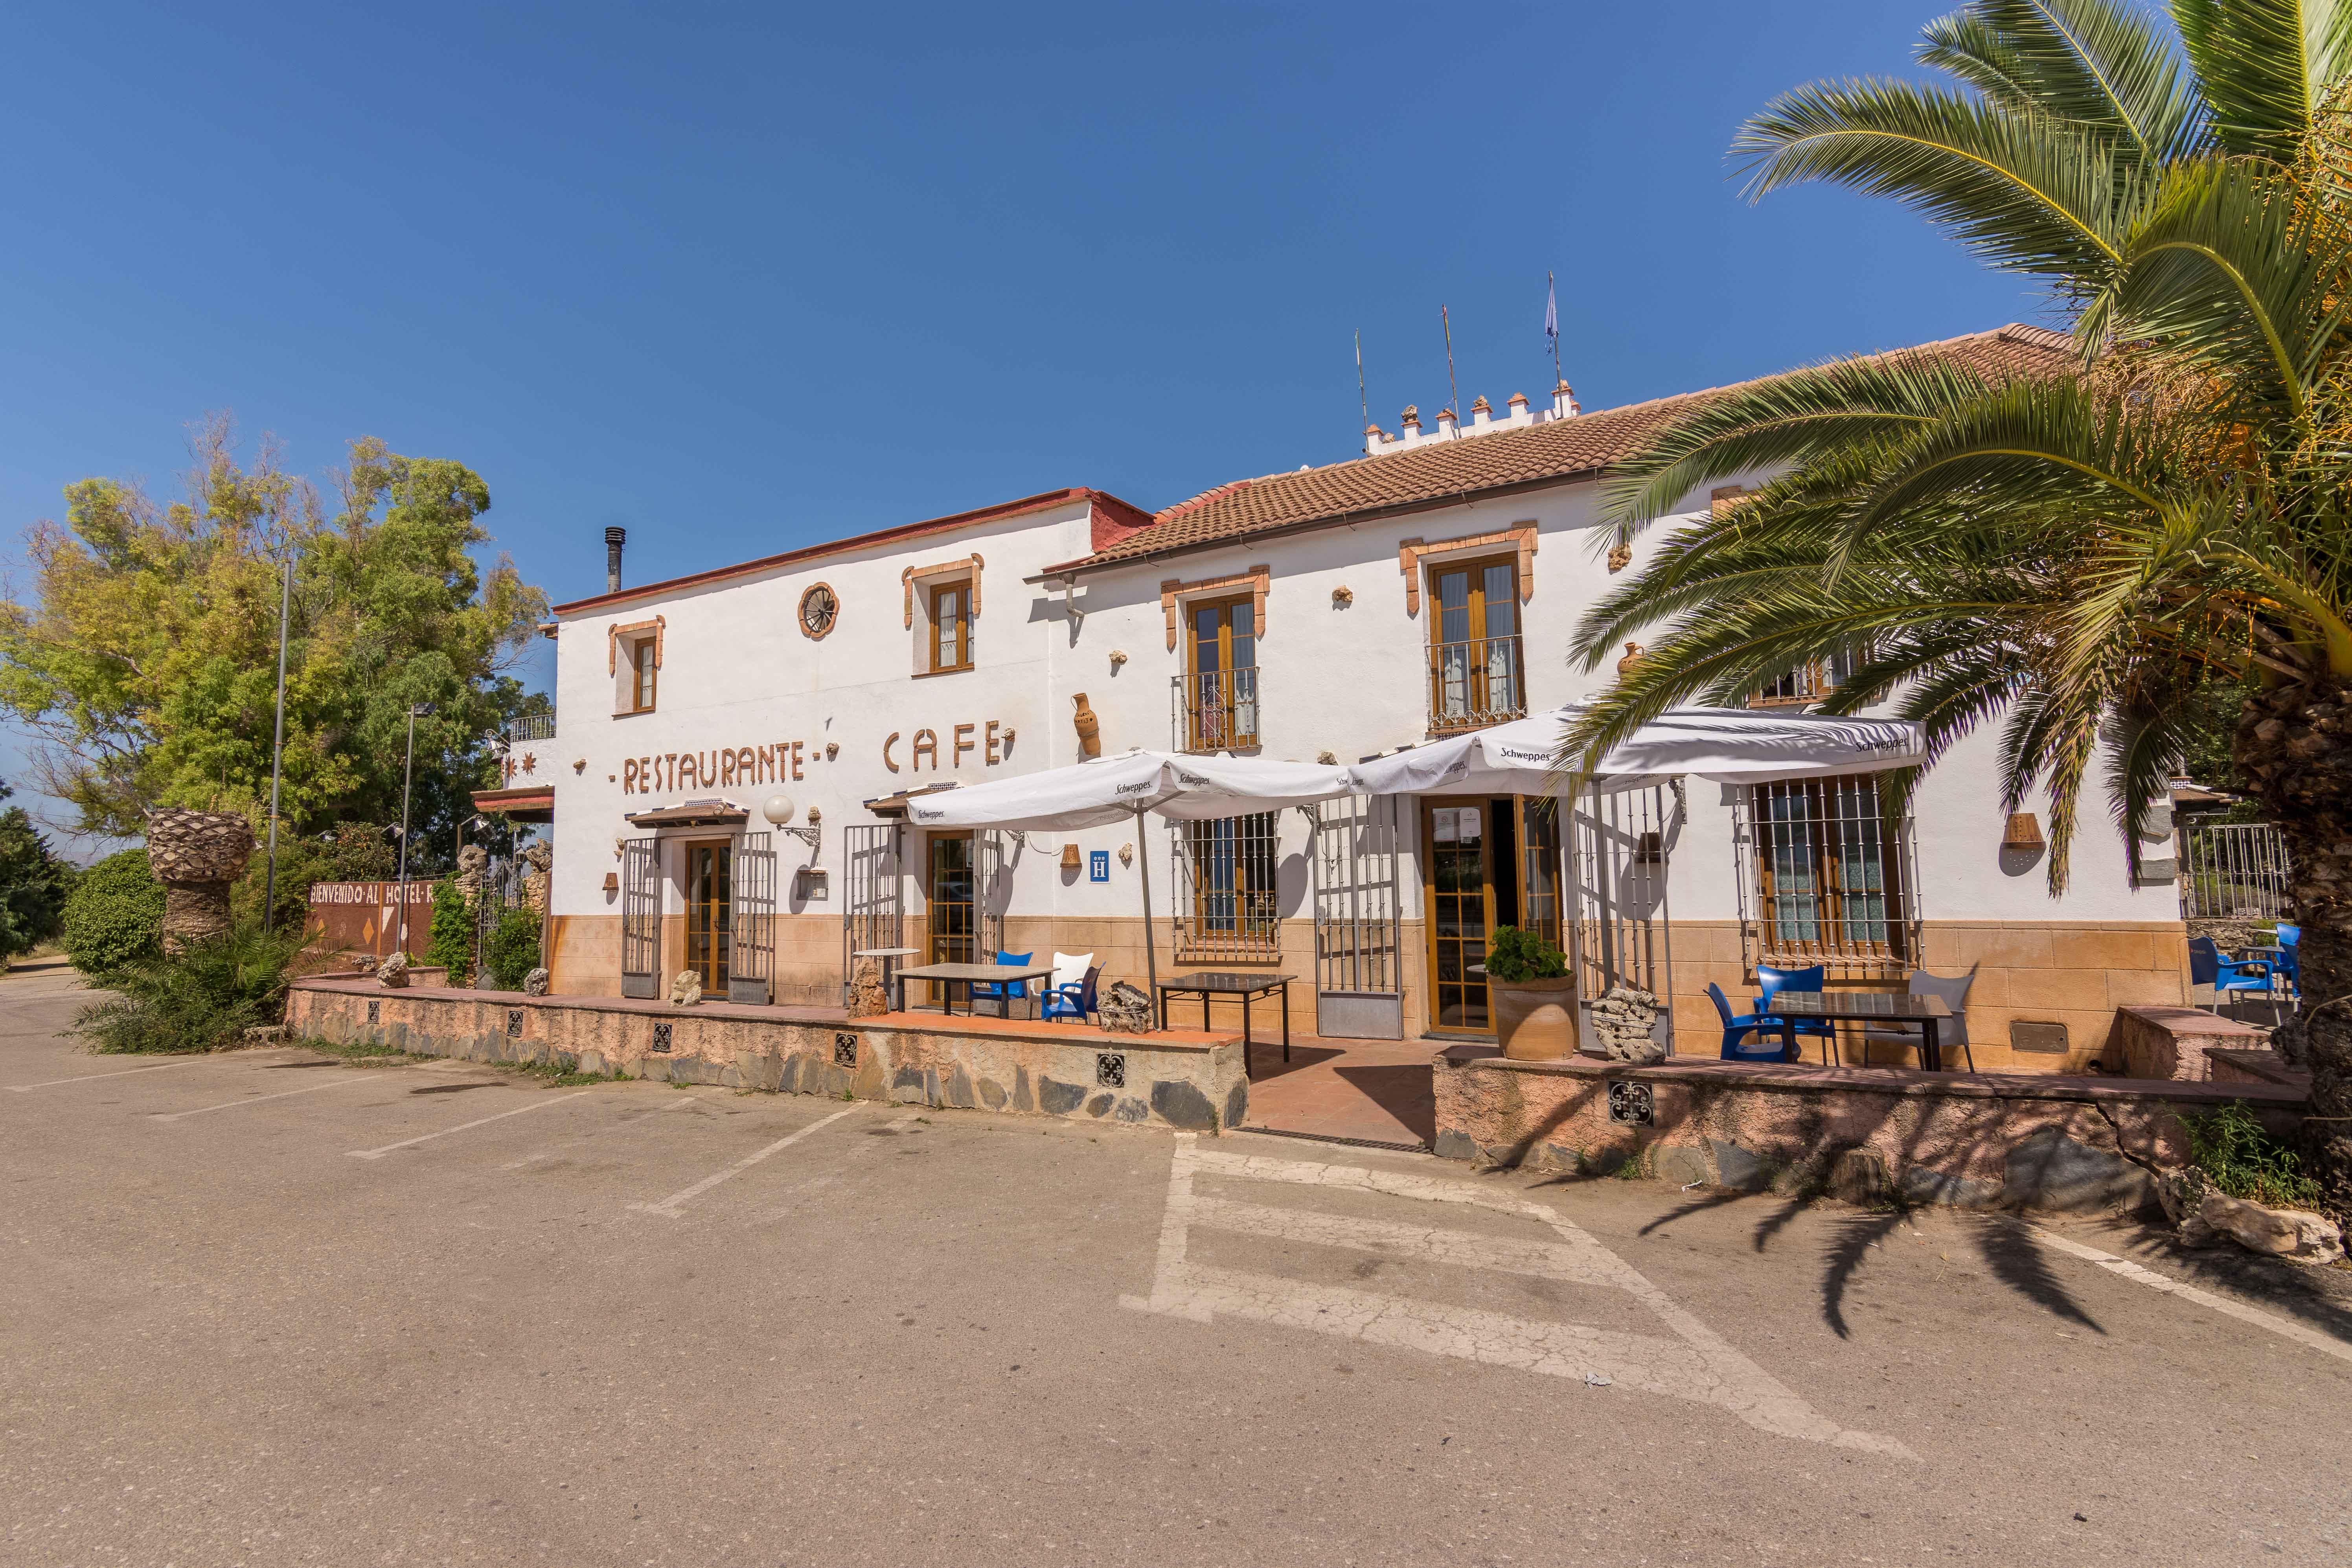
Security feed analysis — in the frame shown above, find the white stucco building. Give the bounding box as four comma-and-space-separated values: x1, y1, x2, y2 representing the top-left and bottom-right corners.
485, 322, 2188, 1066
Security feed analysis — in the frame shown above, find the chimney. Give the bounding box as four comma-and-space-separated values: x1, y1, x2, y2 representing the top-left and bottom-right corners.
1469, 395, 1492, 430
1552, 380, 1580, 419
1436, 407, 1459, 439
604, 526, 626, 593
1400, 404, 1421, 433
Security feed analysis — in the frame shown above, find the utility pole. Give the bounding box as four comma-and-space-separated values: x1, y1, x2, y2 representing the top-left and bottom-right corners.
394, 703, 431, 957
261, 551, 293, 934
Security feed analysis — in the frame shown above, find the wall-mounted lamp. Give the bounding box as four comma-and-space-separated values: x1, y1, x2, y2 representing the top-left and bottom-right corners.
2003, 812, 2046, 850
601, 871, 620, 893
1060, 844, 1082, 870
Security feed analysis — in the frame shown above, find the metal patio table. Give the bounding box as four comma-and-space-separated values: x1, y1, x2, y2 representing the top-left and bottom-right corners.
1155, 972, 1293, 1075
1769, 990, 1955, 1070
892, 961, 1057, 1019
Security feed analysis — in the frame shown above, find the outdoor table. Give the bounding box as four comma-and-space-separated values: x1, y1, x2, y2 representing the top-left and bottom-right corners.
893, 961, 1057, 1019
1155, 972, 1292, 1075
1769, 990, 1953, 1070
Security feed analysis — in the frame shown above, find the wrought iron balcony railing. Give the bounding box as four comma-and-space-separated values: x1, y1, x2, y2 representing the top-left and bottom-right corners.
1427, 634, 1525, 734
507, 711, 557, 743
1171, 667, 1260, 753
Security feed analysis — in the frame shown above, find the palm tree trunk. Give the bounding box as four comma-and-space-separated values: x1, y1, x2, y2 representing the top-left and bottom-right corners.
2235, 680, 2352, 1220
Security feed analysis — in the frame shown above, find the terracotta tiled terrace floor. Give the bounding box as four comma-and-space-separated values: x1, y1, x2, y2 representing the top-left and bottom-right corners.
1233, 1034, 1440, 1149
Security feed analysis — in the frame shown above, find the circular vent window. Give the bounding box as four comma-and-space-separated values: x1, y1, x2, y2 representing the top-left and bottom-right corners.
798, 582, 839, 640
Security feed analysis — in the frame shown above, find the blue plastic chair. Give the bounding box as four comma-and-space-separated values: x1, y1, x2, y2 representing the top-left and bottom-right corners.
2275, 925, 2301, 996
1708, 983, 1791, 1062
1757, 963, 1837, 1063
2188, 936, 2277, 1015
969, 950, 1036, 1018
1042, 965, 1102, 1024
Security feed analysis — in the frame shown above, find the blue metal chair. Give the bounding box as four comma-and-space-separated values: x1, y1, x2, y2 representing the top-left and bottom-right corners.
2188, 936, 2277, 1016
1042, 965, 1102, 1024
969, 950, 1036, 1019
1708, 983, 1792, 1062
1757, 963, 1837, 1063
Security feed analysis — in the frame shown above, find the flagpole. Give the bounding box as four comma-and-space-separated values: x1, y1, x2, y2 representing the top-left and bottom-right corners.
1548, 270, 1562, 387
1441, 305, 1459, 428
1355, 330, 1368, 430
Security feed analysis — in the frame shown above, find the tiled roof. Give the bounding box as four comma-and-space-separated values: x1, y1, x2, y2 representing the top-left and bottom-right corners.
1049, 324, 2071, 574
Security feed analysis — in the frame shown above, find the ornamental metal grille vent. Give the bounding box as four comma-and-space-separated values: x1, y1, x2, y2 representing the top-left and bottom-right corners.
651, 1021, 673, 1054
506, 1009, 524, 1038
1607, 1081, 1654, 1127
366, 998, 381, 1024
1095, 1051, 1127, 1089
833, 1032, 858, 1067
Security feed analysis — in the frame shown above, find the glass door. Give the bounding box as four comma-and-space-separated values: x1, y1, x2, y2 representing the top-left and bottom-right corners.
927, 833, 975, 1004
1429, 561, 1522, 730
1186, 598, 1259, 750
684, 839, 732, 991
1423, 801, 1497, 1032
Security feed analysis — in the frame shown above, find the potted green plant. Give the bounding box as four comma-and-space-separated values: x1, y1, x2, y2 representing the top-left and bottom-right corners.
1485, 926, 1577, 1059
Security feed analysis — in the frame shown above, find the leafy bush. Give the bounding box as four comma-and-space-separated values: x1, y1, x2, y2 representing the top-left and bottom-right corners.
73, 923, 305, 1054
2188, 1100, 2321, 1210
483, 906, 540, 991
425, 877, 475, 986
59, 849, 167, 976
1485, 925, 1569, 983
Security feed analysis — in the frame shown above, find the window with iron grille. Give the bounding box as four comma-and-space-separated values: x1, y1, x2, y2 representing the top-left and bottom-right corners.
1736, 774, 1918, 978
1749, 648, 1860, 708
1173, 812, 1282, 960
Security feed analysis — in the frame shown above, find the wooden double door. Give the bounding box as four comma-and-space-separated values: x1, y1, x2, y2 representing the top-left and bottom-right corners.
683, 838, 732, 990
1421, 796, 1562, 1036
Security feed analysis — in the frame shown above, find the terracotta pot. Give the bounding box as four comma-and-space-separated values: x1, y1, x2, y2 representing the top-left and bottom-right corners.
1493, 976, 1579, 1060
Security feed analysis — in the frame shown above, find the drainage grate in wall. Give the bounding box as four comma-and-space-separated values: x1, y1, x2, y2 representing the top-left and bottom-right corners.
1607, 1081, 1654, 1127
1095, 1051, 1127, 1089
651, 1021, 673, 1054
833, 1032, 858, 1067
506, 1009, 524, 1038
366, 999, 381, 1024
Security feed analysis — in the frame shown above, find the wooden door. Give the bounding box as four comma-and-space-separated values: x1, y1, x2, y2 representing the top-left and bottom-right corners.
1185, 597, 1259, 750
1429, 561, 1521, 729
684, 838, 732, 990
1422, 800, 1497, 1033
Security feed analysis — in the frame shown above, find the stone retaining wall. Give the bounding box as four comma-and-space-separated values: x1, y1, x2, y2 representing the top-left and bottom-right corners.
1433, 1047, 2306, 1212
285, 979, 1249, 1132
2107, 1005, 2267, 1081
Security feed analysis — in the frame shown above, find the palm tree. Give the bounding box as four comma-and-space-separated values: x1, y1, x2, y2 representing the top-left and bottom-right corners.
1562, 0, 2352, 1212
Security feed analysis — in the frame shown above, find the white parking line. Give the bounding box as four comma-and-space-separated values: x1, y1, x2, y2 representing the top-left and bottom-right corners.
10, 1059, 215, 1092
150, 1071, 395, 1121
502, 1093, 702, 1169
349, 1091, 593, 1160
629, 1108, 857, 1217
2029, 1225, 2352, 1366
1126, 1136, 1915, 1457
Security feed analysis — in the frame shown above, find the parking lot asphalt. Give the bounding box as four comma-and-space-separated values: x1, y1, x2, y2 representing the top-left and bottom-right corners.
4, 963, 2350, 1567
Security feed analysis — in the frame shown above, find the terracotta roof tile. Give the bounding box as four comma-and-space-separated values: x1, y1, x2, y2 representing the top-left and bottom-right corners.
1051, 324, 2070, 574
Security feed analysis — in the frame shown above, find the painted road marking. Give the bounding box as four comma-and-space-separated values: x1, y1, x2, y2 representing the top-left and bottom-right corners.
1125, 1137, 1914, 1458
2030, 1225, 2352, 1367
629, 1108, 858, 1217
150, 1070, 398, 1121
502, 1094, 704, 1169
348, 1090, 594, 1160
10, 1059, 217, 1092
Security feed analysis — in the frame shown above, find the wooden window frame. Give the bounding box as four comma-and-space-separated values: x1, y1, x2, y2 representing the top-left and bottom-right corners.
1179, 594, 1260, 752
1740, 773, 1918, 978
1425, 555, 1526, 734
608, 616, 664, 717
928, 580, 973, 674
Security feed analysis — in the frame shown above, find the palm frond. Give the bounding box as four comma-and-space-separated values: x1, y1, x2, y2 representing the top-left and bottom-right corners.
1734, 78, 2145, 282
1921, 0, 2204, 164
2175, 0, 2352, 164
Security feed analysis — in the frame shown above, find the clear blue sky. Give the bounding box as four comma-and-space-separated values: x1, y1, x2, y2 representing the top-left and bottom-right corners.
0, 2, 2032, 844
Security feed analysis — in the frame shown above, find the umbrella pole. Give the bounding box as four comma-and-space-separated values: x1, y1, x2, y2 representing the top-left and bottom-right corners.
1135, 805, 1160, 1020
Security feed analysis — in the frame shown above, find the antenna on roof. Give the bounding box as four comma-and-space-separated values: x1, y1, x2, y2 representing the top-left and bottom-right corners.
1441, 305, 1460, 426
1355, 330, 1368, 429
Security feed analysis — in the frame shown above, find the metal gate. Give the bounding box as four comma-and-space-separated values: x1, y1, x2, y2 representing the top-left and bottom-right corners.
842, 824, 903, 1006
2178, 820, 2291, 919
975, 829, 1009, 961
1312, 795, 1403, 1038
1567, 783, 1675, 1042
620, 836, 660, 999
731, 831, 776, 1004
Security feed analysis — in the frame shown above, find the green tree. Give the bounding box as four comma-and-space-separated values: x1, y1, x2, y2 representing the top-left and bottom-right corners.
0, 781, 75, 959
0, 416, 550, 859
1562, 0, 2352, 1212
425, 877, 476, 987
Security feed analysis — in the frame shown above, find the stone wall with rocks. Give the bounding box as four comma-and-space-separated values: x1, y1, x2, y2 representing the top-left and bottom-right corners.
1432, 1046, 2307, 1213
285, 978, 1249, 1133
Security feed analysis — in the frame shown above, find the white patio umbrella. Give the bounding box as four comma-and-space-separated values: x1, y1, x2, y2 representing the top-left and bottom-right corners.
1345, 704, 1926, 798
901, 749, 1355, 996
